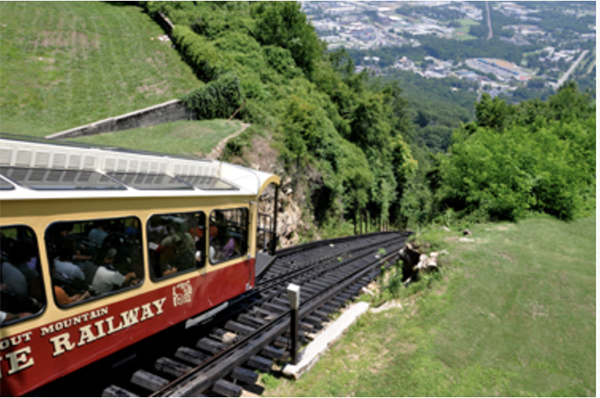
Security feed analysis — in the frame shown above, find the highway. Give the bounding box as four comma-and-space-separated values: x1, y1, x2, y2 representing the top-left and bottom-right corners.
486, 1, 493, 40
552, 50, 589, 89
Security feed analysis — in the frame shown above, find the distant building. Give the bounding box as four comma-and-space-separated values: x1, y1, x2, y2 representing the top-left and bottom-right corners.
324, 6, 360, 15
466, 58, 532, 81
424, 70, 446, 79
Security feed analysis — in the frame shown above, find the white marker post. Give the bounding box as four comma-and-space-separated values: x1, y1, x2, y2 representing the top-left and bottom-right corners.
287, 283, 301, 365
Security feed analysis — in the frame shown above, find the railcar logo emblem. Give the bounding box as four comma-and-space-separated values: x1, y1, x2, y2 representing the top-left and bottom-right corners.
173, 281, 193, 307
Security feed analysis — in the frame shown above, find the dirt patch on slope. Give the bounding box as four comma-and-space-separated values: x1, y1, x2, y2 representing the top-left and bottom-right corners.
244, 134, 280, 172
38, 30, 100, 49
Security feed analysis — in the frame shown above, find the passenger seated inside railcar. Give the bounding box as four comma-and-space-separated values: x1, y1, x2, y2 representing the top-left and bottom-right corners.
46, 216, 144, 306
88, 220, 109, 249
209, 208, 248, 264
1, 226, 45, 326
53, 284, 90, 306
91, 249, 138, 295
54, 243, 86, 282
47, 222, 95, 263
148, 212, 206, 280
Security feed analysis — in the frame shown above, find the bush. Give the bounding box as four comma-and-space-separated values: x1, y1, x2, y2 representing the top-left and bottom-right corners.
438, 117, 595, 221
182, 73, 242, 120
171, 25, 232, 81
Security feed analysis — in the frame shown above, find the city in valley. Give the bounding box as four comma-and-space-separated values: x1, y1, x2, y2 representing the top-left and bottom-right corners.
303, 1, 596, 101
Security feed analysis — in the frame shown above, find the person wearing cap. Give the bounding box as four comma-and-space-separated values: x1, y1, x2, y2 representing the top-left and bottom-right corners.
91, 248, 137, 294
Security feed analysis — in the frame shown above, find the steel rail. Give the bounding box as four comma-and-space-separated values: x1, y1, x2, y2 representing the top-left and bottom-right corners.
258, 231, 411, 283
257, 232, 409, 290
152, 245, 405, 397
185, 233, 408, 331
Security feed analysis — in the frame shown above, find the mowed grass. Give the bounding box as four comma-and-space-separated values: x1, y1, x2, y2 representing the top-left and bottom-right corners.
0, 2, 200, 136
452, 18, 479, 40
71, 120, 244, 157
269, 215, 596, 396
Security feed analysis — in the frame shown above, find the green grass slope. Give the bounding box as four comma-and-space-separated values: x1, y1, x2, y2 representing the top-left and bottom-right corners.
0, 2, 199, 136
71, 119, 243, 157
269, 215, 596, 396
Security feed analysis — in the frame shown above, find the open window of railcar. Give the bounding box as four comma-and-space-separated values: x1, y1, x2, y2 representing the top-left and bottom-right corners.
209, 208, 248, 265
147, 211, 206, 281
0, 225, 45, 327
44, 216, 144, 308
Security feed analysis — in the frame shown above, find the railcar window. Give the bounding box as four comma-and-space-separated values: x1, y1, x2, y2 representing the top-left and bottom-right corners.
45, 217, 143, 307
209, 208, 248, 265
147, 212, 206, 281
1, 226, 45, 327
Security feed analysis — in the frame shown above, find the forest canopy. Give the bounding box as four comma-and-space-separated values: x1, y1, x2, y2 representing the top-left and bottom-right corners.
142, 1, 416, 229
435, 83, 595, 222
142, 1, 595, 231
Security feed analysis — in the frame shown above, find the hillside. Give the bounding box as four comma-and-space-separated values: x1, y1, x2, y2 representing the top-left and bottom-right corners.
0, 1, 199, 136
0, 4, 595, 396
72, 119, 245, 158
1, 2, 595, 238
268, 214, 596, 396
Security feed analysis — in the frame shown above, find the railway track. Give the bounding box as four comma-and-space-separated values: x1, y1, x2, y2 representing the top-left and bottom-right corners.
43, 231, 411, 397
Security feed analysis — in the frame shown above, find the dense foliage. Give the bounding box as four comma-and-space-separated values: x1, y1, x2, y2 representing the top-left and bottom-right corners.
182, 73, 242, 120
142, 1, 416, 230
379, 70, 477, 153
143, 1, 594, 231
435, 83, 595, 222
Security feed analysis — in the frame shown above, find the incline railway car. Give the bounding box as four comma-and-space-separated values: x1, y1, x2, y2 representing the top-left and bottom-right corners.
0, 134, 280, 396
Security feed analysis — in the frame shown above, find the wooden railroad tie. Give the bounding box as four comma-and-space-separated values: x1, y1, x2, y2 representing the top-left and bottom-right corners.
102, 385, 138, 397
155, 357, 193, 378
130, 369, 169, 392
175, 346, 210, 365
231, 367, 259, 384
212, 379, 243, 397
225, 320, 256, 336
247, 355, 273, 372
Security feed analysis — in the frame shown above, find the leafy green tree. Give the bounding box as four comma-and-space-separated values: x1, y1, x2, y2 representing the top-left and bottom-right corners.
475, 93, 514, 132
182, 73, 242, 119
251, 2, 324, 77
547, 81, 595, 122
437, 95, 595, 221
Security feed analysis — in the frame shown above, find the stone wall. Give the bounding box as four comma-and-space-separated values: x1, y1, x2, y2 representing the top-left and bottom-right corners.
154, 12, 174, 34
46, 99, 195, 140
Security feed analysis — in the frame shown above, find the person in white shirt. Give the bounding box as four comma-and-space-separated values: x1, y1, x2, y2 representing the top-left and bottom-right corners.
91, 249, 137, 294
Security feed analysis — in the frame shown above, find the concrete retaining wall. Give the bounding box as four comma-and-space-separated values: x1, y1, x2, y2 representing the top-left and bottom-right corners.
46, 99, 195, 140
155, 12, 174, 34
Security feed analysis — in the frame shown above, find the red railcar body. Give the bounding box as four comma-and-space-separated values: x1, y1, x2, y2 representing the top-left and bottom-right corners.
1, 259, 255, 396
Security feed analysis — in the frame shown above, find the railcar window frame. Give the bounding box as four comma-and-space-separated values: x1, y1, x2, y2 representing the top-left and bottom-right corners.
146, 210, 207, 282
0, 224, 47, 328
44, 216, 145, 309
208, 207, 249, 266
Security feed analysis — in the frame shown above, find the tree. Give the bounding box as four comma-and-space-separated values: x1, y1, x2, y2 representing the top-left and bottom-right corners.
475, 93, 513, 132
548, 81, 594, 122
251, 2, 324, 77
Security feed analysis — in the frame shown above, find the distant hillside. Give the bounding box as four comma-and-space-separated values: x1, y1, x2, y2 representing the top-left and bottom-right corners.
1, 1, 594, 237
0, 2, 199, 136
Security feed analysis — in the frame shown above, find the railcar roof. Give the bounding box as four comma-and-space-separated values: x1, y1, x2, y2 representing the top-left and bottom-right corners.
0, 133, 278, 201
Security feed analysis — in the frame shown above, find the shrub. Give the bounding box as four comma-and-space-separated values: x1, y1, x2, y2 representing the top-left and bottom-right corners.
438, 117, 595, 221
171, 25, 232, 81
182, 73, 242, 120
